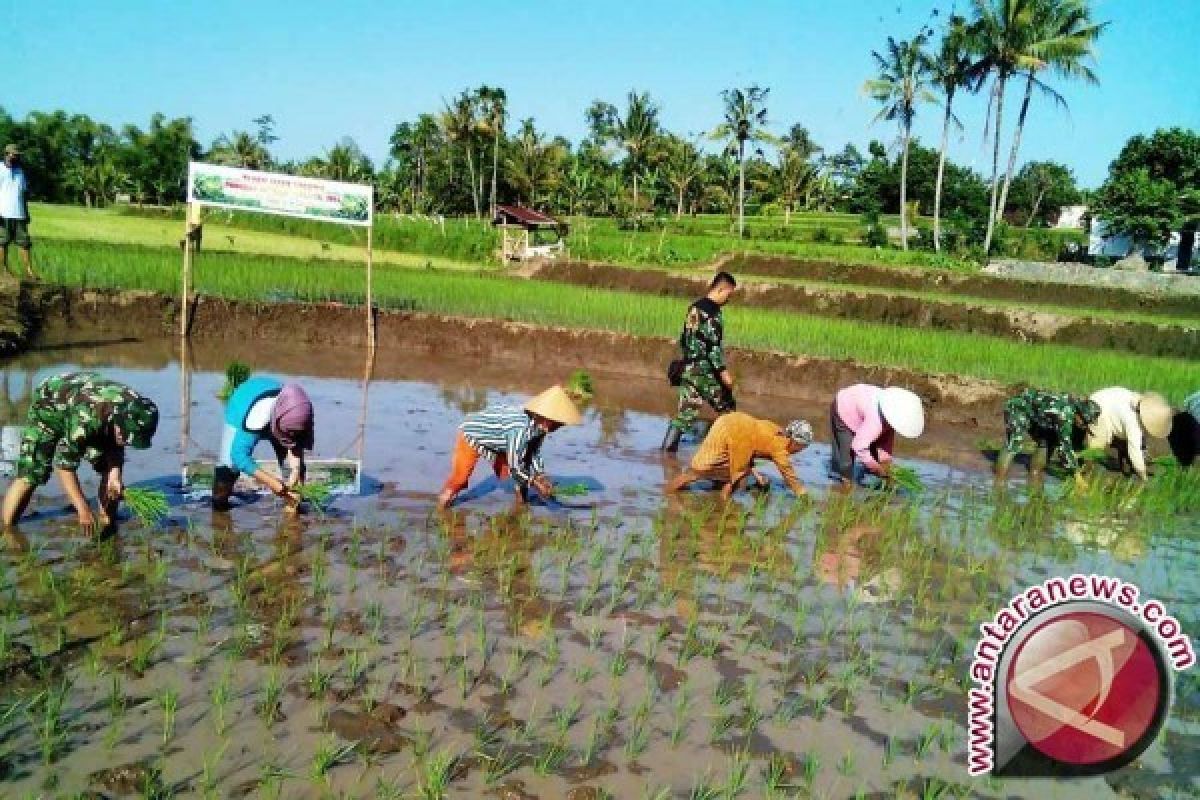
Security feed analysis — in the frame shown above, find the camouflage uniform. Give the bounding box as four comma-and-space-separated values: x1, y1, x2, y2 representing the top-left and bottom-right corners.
1002, 388, 1098, 474
670, 298, 735, 432
16, 372, 159, 486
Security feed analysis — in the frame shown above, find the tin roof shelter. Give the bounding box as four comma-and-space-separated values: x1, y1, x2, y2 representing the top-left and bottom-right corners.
493, 205, 568, 261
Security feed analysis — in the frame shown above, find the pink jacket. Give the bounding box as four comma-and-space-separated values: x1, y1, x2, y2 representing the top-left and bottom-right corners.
835, 384, 894, 472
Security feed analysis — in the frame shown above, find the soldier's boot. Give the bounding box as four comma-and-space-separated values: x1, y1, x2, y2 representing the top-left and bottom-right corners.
661, 424, 683, 453
212, 467, 236, 512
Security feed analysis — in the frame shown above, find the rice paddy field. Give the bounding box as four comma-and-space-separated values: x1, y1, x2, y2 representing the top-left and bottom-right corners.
0, 333, 1197, 800
1, 206, 1197, 798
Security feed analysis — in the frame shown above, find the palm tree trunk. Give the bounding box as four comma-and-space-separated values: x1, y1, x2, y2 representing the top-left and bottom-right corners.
632, 172, 639, 213
491, 131, 499, 217
465, 146, 480, 217
677, 187, 684, 218
899, 127, 911, 251
737, 140, 746, 239
933, 93, 954, 253
1026, 187, 1045, 229
983, 74, 1008, 256
996, 74, 1035, 239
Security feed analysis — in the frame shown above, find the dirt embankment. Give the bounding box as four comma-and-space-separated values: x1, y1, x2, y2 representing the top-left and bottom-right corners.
721, 254, 1200, 319
27, 287, 1010, 432
532, 261, 1200, 358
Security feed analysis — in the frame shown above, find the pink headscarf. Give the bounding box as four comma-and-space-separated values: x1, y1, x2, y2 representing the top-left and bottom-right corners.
270, 383, 314, 450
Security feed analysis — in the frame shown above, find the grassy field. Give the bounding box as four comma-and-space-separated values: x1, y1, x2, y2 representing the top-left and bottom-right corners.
37, 203, 1088, 273
33, 238, 1198, 401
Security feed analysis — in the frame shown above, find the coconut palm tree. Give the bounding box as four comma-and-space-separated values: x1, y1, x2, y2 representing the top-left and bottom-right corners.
929, 15, 980, 251
771, 145, 821, 224
587, 91, 661, 212
660, 135, 705, 217
440, 91, 482, 216
993, 0, 1105, 240
504, 119, 566, 207
477, 86, 508, 216
863, 34, 935, 250
711, 86, 774, 238
210, 130, 270, 170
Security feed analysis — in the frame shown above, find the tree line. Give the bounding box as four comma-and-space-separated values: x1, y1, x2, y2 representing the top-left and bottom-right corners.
3, 1, 1191, 253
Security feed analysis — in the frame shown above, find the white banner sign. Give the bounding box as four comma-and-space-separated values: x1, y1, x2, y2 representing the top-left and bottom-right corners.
187, 162, 373, 227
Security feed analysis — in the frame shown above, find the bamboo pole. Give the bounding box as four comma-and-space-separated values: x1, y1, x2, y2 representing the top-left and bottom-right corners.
180, 225, 192, 338
366, 224, 375, 350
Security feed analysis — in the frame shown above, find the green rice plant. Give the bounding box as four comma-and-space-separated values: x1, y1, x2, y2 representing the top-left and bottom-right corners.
158, 683, 179, 744
556, 482, 591, 497
417, 749, 460, 799
481, 746, 523, 785
258, 668, 284, 727
296, 481, 334, 510
200, 739, 230, 798
533, 739, 567, 776
625, 715, 651, 759
123, 487, 169, 527
889, 465, 926, 495
309, 736, 357, 782
566, 369, 595, 401
31, 679, 72, 764
211, 666, 233, 735
217, 361, 251, 402
837, 750, 856, 778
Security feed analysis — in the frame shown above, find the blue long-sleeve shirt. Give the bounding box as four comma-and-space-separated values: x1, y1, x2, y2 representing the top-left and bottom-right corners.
221, 377, 284, 476
460, 405, 546, 489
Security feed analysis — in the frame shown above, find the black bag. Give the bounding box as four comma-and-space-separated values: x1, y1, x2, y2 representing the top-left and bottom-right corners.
667, 359, 685, 387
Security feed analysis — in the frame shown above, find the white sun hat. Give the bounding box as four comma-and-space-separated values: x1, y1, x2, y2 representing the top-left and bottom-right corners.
524, 386, 583, 426
878, 387, 925, 439
1137, 392, 1173, 439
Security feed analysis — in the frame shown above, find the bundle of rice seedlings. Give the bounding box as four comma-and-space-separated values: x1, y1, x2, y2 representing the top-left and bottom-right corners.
217, 362, 251, 402
124, 487, 169, 527
889, 465, 925, 495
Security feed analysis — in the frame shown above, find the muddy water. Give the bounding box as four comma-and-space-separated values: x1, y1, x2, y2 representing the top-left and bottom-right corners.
0, 332, 1196, 799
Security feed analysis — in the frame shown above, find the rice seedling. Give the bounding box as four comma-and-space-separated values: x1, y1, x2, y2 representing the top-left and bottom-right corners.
296, 481, 334, 510
124, 487, 170, 527
200, 739, 230, 798
210, 665, 233, 735
309, 736, 357, 782
258, 667, 285, 726
416, 749, 460, 799
533, 739, 568, 776
157, 683, 180, 744
723, 750, 752, 798
31, 679, 72, 765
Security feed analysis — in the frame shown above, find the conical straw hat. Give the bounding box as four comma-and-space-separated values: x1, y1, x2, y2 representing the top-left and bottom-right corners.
1138, 392, 1173, 439
525, 386, 583, 426
878, 387, 925, 439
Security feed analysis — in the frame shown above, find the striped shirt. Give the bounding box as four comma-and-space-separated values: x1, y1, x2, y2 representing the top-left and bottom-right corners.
460, 405, 546, 488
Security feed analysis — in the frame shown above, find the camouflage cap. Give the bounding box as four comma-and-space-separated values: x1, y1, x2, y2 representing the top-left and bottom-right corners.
1072, 397, 1101, 426
784, 419, 814, 446
115, 396, 160, 449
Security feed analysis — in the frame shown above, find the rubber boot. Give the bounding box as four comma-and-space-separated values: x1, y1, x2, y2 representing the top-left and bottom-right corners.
661, 424, 682, 453
212, 466, 236, 512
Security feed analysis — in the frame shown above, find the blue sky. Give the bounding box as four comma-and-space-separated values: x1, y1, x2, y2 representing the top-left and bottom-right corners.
6, 0, 1197, 188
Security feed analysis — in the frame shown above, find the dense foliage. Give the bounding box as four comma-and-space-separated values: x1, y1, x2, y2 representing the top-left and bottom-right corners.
1092, 127, 1200, 247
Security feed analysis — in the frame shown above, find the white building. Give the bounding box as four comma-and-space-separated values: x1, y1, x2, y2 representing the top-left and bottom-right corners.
1088, 218, 1197, 272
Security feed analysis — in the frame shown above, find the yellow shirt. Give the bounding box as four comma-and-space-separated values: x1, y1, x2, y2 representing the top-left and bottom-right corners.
690, 412, 803, 493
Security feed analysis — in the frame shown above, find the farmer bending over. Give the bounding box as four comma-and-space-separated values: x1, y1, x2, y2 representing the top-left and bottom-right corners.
830, 384, 925, 486
438, 386, 581, 510
213, 377, 314, 512
995, 388, 1099, 489
667, 413, 812, 500
662, 271, 737, 452
1085, 387, 1172, 481
2, 372, 158, 534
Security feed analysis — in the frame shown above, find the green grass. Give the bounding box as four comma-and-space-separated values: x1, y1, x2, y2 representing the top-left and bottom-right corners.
34, 238, 1198, 401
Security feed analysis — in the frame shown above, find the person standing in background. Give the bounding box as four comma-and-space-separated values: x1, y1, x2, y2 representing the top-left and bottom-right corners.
0, 144, 37, 280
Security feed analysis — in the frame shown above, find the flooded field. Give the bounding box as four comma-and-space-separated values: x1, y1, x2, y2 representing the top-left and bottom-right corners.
0, 332, 1196, 799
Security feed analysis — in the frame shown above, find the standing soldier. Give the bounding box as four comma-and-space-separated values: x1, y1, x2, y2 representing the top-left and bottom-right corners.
995, 388, 1100, 488
1, 372, 159, 534
662, 271, 738, 452
0, 144, 36, 280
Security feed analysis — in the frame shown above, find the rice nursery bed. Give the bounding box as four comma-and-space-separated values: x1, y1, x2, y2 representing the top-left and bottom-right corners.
0, 345, 1196, 799
31, 239, 1199, 401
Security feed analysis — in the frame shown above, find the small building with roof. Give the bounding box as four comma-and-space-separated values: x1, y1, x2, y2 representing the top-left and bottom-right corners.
492, 205, 568, 261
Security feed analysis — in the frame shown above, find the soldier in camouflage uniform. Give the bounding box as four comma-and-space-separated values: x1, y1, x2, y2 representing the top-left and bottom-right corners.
2, 372, 159, 533
662, 271, 738, 452
995, 387, 1100, 488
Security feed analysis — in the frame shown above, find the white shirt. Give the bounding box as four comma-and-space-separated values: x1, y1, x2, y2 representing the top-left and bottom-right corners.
0, 164, 27, 220
1087, 386, 1147, 478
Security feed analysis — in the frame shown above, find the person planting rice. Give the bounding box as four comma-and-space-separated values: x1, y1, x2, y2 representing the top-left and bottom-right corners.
667, 412, 812, 500
213, 377, 314, 512
995, 388, 1099, 488
662, 271, 737, 453
829, 384, 925, 487
1, 372, 158, 534
1084, 387, 1173, 481
437, 386, 582, 510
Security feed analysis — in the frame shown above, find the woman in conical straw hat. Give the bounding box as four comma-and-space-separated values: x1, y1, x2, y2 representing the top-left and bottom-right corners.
829, 384, 925, 488
1085, 387, 1173, 481
437, 385, 582, 510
